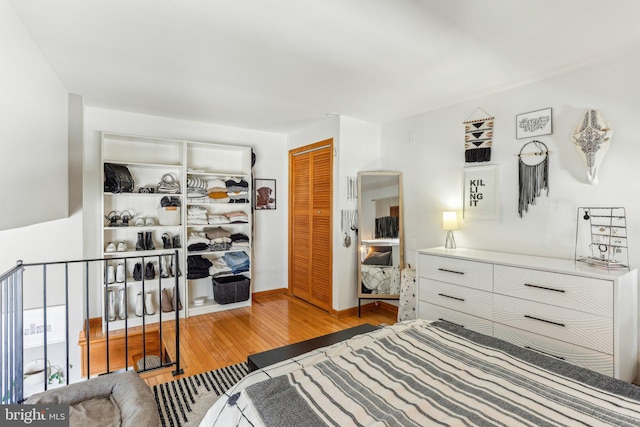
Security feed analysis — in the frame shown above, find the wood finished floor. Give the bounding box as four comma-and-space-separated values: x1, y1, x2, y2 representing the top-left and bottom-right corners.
140, 294, 397, 386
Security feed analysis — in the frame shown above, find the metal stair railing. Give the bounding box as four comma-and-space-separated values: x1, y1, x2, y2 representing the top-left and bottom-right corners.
0, 251, 182, 404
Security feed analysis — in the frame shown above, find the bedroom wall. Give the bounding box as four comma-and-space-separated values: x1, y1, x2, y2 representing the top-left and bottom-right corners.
287, 116, 382, 312
381, 48, 640, 267
0, 0, 69, 231
82, 107, 288, 316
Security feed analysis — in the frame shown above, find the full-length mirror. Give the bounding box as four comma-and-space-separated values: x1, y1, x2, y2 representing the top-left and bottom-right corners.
357, 171, 403, 311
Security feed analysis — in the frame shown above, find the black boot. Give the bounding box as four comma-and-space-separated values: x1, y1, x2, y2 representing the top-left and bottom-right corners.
145, 262, 155, 279
145, 231, 155, 250
162, 233, 172, 249
136, 232, 145, 251
133, 262, 142, 281
172, 234, 181, 249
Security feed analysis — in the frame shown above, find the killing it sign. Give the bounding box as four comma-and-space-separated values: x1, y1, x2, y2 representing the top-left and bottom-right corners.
463, 165, 498, 219
468, 179, 485, 207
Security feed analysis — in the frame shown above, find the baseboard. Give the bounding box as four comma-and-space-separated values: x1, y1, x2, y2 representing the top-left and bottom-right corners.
252, 288, 288, 299
332, 301, 399, 319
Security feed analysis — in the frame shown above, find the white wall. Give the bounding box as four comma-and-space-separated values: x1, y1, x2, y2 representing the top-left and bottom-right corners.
381, 49, 640, 269
82, 107, 288, 300
0, 0, 69, 231
288, 116, 383, 312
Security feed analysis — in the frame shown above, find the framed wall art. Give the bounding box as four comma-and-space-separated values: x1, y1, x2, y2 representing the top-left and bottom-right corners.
516, 107, 552, 139
23, 305, 66, 349
254, 178, 276, 210
463, 165, 499, 219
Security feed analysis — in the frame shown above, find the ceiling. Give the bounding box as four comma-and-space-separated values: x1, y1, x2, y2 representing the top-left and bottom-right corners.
10, 0, 640, 133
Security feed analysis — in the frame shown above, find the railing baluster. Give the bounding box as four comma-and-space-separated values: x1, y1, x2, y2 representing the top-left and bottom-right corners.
124, 258, 128, 372
85, 261, 90, 379
104, 259, 110, 374
64, 263, 69, 385
43, 264, 48, 390
173, 249, 182, 375
15, 266, 23, 403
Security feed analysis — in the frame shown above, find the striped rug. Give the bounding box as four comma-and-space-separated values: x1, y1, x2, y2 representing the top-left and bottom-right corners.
152, 362, 248, 427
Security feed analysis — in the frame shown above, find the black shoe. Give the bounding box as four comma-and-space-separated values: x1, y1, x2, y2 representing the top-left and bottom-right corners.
162, 233, 172, 249
172, 234, 181, 249
160, 196, 171, 207
170, 196, 181, 207
145, 262, 155, 280
133, 262, 142, 281
145, 231, 155, 250
136, 232, 145, 251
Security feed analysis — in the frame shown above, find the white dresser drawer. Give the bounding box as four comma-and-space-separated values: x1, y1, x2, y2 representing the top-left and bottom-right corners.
418, 301, 493, 336
494, 265, 613, 317
418, 254, 493, 292
419, 278, 493, 320
494, 294, 613, 354
494, 323, 613, 376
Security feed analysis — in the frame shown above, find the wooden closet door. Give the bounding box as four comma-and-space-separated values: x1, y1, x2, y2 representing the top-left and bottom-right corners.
289, 140, 333, 311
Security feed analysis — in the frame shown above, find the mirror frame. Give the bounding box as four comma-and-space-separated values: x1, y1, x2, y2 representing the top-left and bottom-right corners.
357, 171, 404, 301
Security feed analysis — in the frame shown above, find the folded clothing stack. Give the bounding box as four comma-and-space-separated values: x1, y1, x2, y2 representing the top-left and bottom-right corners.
187, 255, 213, 279
226, 178, 249, 204
187, 176, 208, 199
224, 211, 249, 223
207, 179, 229, 203
207, 214, 231, 225
222, 251, 250, 274
230, 233, 250, 249
187, 206, 208, 225
187, 231, 210, 252
209, 256, 232, 277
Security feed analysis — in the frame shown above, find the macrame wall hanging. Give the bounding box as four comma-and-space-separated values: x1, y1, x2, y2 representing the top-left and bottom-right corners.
518, 140, 549, 217
464, 107, 494, 163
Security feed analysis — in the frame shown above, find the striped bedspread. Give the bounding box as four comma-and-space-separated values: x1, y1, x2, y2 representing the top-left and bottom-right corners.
201, 320, 640, 426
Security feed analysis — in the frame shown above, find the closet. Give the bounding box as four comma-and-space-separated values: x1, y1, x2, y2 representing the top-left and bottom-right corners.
289, 139, 333, 311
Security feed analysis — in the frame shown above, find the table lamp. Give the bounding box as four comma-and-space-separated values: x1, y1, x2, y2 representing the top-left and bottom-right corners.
443, 211, 458, 249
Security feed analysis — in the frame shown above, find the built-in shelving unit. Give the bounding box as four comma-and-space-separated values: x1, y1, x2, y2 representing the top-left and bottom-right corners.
100, 133, 253, 329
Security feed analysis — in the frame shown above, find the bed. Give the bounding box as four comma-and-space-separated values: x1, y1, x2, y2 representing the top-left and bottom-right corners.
200, 320, 640, 426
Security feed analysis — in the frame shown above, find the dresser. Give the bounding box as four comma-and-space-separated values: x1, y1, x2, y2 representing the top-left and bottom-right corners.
417, 247, 638, 381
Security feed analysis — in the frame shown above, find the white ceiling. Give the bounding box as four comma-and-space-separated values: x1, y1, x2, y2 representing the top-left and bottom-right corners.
10, 0, 640, 133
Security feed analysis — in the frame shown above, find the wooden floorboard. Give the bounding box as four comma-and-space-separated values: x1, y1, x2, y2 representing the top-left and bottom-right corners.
141, 294, 396, 385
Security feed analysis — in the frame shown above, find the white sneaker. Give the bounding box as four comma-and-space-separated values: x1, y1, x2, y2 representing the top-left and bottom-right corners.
145, 218, 156, 226
106, 265, 115, 284
105, 242, 116, 253
116, 241, 127, 252
116, 263, 126, 283
135, 217, 145, 227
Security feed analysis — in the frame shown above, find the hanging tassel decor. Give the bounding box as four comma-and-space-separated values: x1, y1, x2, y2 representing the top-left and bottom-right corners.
464, 107, 494, 163
518, 140, 549, 217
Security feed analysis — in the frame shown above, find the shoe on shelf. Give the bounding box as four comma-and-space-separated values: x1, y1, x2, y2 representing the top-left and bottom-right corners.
160, 256, 171, 278
133, 262, 142, 281
161, 288, 173, 312
116, 262, 126, 283
135, 217, 145, 227
145, 261, 156, 280
106, 265, 115, 284
105, 242, 117, 253
136, 232, 145, 251
172, 235, 181, 249
145, 231, 155, 250
162, 233, 172, 249
120, 210, 132, 226
145, 218, 156, 226
105, 210, 120, 227
116, 241, 127, 252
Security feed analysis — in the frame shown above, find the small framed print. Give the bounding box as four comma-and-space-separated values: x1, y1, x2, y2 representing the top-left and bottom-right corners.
516, 108, 552, 139
23, 305, 66, 349
463, 165, 499, 219
254, 178, 276, 210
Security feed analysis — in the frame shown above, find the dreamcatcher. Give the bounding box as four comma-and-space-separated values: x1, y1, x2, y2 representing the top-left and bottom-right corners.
518, 140, 549, 217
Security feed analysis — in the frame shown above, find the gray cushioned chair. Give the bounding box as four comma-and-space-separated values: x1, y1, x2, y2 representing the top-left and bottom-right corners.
25, 370, 158, 427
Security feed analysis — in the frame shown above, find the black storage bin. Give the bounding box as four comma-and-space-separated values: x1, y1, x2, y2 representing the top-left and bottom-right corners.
212, 275, 250, 304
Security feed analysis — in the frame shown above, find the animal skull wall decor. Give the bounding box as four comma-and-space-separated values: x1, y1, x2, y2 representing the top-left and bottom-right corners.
572, 109, 613, 185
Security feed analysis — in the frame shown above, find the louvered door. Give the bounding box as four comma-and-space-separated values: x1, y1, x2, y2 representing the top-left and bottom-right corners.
289, 140, 333, 311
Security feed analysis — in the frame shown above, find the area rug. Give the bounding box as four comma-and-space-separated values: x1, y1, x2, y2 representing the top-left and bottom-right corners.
152, 362, 248, 427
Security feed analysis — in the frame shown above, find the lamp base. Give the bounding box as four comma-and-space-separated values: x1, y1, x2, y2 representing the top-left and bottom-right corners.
445, 230, 456, 249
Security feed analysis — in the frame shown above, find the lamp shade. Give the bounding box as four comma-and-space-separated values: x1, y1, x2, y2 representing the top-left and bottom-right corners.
442, 211, 459, 230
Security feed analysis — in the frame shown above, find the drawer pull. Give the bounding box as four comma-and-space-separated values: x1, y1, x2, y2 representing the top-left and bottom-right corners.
438, 268, 465, 275
438, 293, 465, 302
524, 346, 565, 360
438, 318, 465, 328
524, 314, 565, 328
524, 283, 565, 293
